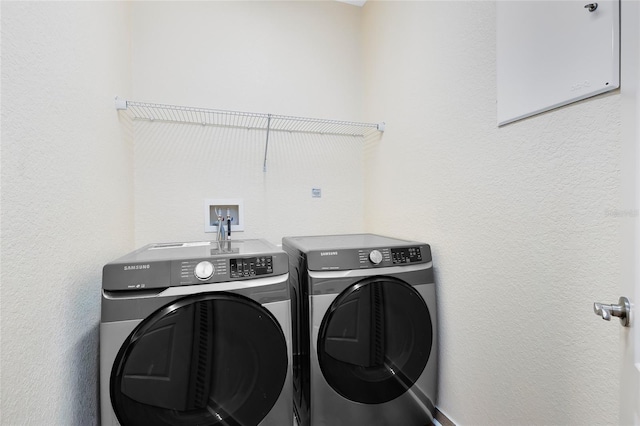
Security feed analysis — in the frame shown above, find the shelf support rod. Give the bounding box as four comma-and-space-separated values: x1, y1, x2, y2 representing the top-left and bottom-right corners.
263, 114, 272, 173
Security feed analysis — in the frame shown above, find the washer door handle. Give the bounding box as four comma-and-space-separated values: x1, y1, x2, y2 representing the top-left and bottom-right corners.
593, 297, 631, 326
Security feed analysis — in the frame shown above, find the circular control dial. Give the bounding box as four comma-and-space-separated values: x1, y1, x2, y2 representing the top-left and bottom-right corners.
194, 261, 214, 281
369, 250, 383, 265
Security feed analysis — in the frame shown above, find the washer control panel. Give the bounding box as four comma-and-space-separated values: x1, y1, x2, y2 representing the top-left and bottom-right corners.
103, 239, 288, 291
230, 256, 273, 278
170, 254, 285, 286
194, 261, 215, 280
175, 256, 275, 284
180, 258, 228, 284
369, 249, 383, 264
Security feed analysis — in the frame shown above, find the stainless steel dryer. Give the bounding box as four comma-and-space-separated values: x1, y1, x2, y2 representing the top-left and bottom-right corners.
282, 234, 437, 426
100, 239, 292, 426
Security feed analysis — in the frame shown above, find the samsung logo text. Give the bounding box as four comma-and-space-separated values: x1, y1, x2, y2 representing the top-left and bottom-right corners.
124, 264, 150, 271
320, 251, 338, 256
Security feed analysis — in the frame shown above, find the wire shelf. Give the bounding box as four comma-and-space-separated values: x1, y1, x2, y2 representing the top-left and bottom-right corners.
116, 97, 384, 137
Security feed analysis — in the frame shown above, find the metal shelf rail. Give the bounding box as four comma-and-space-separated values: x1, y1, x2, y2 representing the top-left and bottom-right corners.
115, 97, 385, 171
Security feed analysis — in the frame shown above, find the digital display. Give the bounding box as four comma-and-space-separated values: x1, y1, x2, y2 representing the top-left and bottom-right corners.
230, 256, 273, 278
391, 247, 422, 264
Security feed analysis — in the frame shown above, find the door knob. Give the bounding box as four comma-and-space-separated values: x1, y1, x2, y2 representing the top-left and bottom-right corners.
593, 296, 631, 327
584, 3, 598, 12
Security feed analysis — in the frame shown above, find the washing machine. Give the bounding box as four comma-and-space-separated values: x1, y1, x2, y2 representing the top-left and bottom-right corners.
282, 234, 437, 426
100, 239, 292, 426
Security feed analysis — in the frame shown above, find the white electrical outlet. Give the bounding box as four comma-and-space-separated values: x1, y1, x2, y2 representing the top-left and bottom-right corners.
204, 198, 244, 233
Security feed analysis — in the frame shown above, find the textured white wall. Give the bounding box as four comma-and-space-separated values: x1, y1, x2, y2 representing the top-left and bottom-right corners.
130, 1, 366, 246
1, 2, 630, 425
1, 2, 133, 424
362, 2, 622, 425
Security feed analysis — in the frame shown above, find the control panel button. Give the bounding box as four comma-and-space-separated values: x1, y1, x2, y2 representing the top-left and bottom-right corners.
194, 261, 214, 281
369, 250, 383, 265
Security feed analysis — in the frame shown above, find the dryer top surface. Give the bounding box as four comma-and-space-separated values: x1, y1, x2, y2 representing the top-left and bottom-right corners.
282, 233, 420, 252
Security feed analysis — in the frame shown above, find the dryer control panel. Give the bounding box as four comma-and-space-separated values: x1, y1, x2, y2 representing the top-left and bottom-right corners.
358, 247, 423, 266
391, 247, 422, 264
305, 245, 430, 271
283, 234, 432, 272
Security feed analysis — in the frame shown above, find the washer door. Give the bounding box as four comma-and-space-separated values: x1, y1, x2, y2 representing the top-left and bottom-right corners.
317, 276, 432, 404
110, 292, 288, 426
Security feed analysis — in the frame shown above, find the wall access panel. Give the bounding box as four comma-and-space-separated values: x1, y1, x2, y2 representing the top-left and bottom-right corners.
497, 0, 620, 126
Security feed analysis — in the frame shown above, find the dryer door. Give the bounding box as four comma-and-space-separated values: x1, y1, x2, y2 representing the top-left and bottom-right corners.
110, 292, 288, 426
317, 276, 433, 404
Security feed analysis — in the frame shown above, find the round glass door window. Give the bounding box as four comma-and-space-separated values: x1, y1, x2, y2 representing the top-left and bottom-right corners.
317, 277, 432, 404
110, 293, 288, 426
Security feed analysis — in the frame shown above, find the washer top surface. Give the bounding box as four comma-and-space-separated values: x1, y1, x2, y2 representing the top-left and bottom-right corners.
114, 239, 279, 263
103, 239, 288, 291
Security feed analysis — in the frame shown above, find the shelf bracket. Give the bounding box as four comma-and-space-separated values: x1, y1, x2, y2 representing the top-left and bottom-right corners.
114, 96, 128, 110
263, 114, 272, 173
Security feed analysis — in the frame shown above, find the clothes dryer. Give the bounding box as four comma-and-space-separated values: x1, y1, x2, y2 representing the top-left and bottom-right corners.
283, 234, 437, 426
100, 240, 292, 426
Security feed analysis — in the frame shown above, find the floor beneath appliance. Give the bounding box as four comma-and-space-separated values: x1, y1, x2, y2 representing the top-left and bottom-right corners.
292, 416, 442, 426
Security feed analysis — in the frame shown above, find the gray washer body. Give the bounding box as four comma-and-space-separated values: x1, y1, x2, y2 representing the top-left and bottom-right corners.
100, 239, 292, 426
